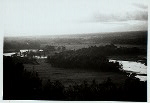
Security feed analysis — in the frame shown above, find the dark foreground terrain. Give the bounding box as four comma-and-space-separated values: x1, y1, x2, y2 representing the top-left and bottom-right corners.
3, 31, 147, 101
3, 55, 147, 101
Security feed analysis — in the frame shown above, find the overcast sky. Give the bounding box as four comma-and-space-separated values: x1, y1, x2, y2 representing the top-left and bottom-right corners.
3, 0, 148, 36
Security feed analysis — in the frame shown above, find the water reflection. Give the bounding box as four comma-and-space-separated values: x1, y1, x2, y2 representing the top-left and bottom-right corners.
3, 53, 16, 56
109, 59, 147, 81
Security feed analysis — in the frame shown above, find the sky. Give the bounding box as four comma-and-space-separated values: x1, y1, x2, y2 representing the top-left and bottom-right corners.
2, 0, 148, 36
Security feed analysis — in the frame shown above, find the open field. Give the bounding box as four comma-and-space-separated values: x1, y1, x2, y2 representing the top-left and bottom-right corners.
24, 59, 128, 87
40, 43, 147, 51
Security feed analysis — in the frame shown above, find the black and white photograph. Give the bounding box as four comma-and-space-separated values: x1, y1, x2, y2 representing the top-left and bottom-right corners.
2, 0, 148, 102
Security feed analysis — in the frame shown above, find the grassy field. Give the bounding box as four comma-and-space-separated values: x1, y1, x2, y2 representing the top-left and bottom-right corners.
24, 58, 128, 87
40, 43, 147, 51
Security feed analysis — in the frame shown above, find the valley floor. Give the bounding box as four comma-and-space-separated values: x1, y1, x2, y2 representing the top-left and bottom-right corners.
24, 58, 128, 87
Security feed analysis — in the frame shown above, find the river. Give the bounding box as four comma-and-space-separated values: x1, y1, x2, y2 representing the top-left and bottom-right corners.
109, 59, 147, 81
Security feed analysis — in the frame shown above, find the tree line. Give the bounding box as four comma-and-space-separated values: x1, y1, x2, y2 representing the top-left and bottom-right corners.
47, 44, 146, 72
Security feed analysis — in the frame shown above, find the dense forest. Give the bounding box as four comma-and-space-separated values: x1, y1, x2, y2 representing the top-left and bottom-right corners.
47, 44, 146, 71
3, 56, 147, 101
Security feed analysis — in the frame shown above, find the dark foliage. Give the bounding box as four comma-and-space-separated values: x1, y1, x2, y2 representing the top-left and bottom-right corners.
42, 79, 65, 100
47, 45, 130, 72
39, 76, 147, 101
3, 56, 42, 99
10, 56, 39, 64
43, 45, 56, 52
47, 44, 146, 72
3, 56, 147, 101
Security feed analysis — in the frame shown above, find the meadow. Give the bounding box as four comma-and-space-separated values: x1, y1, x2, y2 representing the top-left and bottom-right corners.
24, 59, 127, 87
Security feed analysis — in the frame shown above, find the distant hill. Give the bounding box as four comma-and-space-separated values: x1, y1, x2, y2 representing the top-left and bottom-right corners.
4, 31, 147, 52
90, 31, 147, 45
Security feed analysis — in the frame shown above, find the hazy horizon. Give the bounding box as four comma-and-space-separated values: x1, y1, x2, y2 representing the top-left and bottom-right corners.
3, 0, 148, 36
4, 30, 147, 38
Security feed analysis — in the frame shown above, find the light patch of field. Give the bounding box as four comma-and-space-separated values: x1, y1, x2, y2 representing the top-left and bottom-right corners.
24, 59, 128, 87
64, 43, 108, 50
41, 43, 106, 50
41, 43, 146, 51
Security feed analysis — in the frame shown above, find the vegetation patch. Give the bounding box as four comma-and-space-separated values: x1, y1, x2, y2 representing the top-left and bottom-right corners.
3, 56, 147, 101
